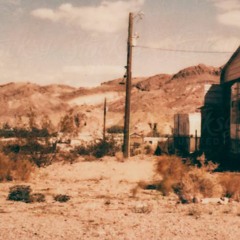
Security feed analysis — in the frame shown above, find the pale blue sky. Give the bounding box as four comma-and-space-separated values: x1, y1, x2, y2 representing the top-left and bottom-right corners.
0, 0, 239, 87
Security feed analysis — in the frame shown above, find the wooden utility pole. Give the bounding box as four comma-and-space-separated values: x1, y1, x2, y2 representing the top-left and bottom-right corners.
123, 12, 133, 158
103, 98, 107, 142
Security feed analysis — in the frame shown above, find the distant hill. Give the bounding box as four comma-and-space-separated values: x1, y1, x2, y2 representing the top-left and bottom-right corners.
0, 64, 221, 137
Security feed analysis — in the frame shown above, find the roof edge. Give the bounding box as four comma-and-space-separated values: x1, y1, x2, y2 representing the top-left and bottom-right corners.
221, 45, 240, 84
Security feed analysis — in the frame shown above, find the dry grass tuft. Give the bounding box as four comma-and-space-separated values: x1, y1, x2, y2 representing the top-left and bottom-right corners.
132, 202, 152, 214
218, 173, 240, 201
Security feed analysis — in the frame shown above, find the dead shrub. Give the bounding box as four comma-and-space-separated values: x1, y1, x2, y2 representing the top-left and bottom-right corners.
178, 168, 222, 202
8, 185, 32, 203
218, 173, 240, 201
0, 153, 34, 182
54, 194, 70, 203
12, 159, 34, 181
155, 156, 222, 203
30, 193, 46, 203
0, 153, 13, 181
156, 156, 188, 196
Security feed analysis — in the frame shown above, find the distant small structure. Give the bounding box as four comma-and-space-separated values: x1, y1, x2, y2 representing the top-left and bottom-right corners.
144, 136, 165, 148
174, 112, 201, 155
130, 133, 143, 145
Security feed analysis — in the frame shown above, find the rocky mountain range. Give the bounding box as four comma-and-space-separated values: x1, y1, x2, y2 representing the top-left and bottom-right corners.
0, 64, 221, 137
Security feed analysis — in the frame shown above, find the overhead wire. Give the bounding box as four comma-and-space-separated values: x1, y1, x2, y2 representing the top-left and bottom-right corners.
134, 45, 233, 54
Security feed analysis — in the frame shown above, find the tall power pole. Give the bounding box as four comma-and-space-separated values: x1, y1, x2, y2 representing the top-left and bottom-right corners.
103, 98, 107, 142
123, 12, 133, 158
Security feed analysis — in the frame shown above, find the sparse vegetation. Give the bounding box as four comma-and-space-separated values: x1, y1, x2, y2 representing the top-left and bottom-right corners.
156, 156, 188, 196
0, 153, 34, 182
8, 185, 46, 203
0, 112, 57, 168
132, 202, 152, 214
218, 173, 240, 201
107, 125, 124, 134
30, 193, 46, 203
54, 194, 70, 203
74, 138, 120, 158
8, 185, 32, 203
155, 156, 223, 203
59, 110, 85, 137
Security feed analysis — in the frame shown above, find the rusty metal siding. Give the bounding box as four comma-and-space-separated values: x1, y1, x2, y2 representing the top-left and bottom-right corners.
223, 50, 240, 83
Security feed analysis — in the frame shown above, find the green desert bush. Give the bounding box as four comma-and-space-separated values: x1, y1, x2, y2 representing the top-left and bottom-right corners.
8, 185, 46, 203
8, 185, 32, 203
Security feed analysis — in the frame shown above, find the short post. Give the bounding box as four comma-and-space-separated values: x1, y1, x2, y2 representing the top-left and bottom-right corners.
195, 129, 198, 152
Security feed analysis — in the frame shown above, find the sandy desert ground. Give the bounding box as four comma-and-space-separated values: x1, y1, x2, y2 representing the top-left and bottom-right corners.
1, 156, 240, 240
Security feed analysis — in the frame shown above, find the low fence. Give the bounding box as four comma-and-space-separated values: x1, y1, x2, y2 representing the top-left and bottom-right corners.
130, 135, 201, 156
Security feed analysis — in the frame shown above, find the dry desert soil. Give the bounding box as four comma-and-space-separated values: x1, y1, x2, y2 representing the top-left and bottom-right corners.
1, 156, 240, 240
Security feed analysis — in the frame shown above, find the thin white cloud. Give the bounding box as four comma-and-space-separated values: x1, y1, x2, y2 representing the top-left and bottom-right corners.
31, 0, 145, 33
210, 0, 240, 28
218, 10, 240, 27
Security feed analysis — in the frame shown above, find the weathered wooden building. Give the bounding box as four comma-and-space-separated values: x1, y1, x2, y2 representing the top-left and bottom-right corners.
174, 46, 240, 168
221, 46, 240, 165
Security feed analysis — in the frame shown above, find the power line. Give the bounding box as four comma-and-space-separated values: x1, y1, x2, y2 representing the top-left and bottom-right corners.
134, 45, 233, 54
